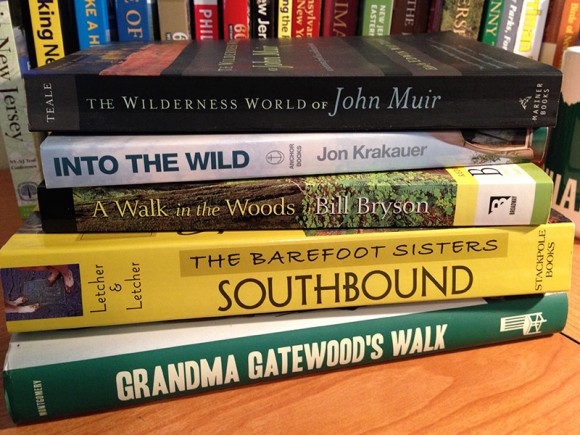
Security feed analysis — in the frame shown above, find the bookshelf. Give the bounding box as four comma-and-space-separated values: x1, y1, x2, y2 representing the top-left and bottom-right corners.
0, 169, 579, 432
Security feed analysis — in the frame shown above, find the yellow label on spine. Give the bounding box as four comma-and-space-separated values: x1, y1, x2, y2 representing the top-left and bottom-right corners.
447, 167, 478, 226
28, 0, 66, 66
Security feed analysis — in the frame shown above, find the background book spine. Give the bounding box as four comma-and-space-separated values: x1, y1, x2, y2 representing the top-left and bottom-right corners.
480, 0, 505, 45
389, 0, 430, 34
512, 0, 550, 59
74, 0, 111, 48
193, 0, 221, 40
222, 0, 250, 39
0, 212, 573, 332
439, 0, 487, 39
292, 0, 322, 37
277, 0, 292, 36
2, 293, 569, 424
27, 0, 79, 66
427, 0, 444, 31
0, 0, 44, 219
38, 128, 550, 189
251, 0, 276, 38
36, 163, 554, 232
157, 0, 192, 41
538, 0, 566, 64
498, 0, 525, 51
358, 0, 394, 35
321, 0, 359, 37
552, 0, 580, 67
114, 0, 159, 41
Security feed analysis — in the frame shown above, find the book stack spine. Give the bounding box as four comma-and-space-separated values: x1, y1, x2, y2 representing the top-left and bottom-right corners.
0, 13, 575, 426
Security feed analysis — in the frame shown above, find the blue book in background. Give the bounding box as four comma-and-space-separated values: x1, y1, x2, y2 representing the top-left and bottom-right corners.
114, 0, 158, 41
74, 0, 112, 49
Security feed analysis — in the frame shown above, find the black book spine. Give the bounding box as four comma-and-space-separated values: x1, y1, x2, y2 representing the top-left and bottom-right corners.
25, 74, 562, 133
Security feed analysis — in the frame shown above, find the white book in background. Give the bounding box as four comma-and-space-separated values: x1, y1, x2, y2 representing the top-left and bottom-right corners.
0, 0, 44, 218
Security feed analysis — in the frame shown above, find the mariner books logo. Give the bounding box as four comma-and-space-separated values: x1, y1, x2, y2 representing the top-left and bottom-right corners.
500, 312, 547, 335
519, 96, 531, 110
488, 196, 517, 215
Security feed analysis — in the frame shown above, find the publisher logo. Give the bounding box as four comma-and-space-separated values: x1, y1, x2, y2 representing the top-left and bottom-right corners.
519, 96, 531, 110
18, 182, 38, 201
266, 151, 285, 165
488, 196, 517, 215
500, 313, 547, 335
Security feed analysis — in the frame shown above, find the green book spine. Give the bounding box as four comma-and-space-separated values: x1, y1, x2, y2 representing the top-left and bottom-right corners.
37, 163, 554, 232
480, 0, 505, 45
359, 0, 394, 36
3, 293, 568, 424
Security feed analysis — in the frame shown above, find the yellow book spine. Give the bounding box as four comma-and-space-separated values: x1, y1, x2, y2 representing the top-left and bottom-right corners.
28, 0, 66, 66
0, 213, 574, 332
278, 0, 293, 37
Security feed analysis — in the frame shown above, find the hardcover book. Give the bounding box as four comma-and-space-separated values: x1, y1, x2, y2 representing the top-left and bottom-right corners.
0, 0, 44, 218
38, 128, 550, 188
37, 163, 553, 232
0, 210, 573, 332
22, 32, 563, 133
3, 293, 568, 423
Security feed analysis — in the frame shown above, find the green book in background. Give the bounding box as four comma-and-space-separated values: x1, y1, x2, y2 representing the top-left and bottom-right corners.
359, 0, 394, 36
3, 293, 569, 424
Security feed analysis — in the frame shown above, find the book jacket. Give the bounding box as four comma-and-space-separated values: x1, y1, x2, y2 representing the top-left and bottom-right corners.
37, 163, 554, 232
0, 210, 573, 332
3, 293, 569, 423
23, 32, 563, 133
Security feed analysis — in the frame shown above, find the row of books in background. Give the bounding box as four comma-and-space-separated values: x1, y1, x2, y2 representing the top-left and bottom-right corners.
18, 0, 580, 67
0, 26, 576, 423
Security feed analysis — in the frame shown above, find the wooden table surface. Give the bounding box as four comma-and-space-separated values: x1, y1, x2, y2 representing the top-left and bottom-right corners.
0, 170, 578, 434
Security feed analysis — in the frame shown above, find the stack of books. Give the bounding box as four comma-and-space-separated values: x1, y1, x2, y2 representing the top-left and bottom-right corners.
0, 32, 575, 424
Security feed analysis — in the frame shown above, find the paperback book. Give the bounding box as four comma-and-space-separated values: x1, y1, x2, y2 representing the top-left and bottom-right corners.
27, 0, 79, 66
23, 32, 563, 133
0, 210, 573, 332
39, 127, 550, 188
36, 163, 554, 232
2, 293, 569, 424
0, 0, 44, 218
